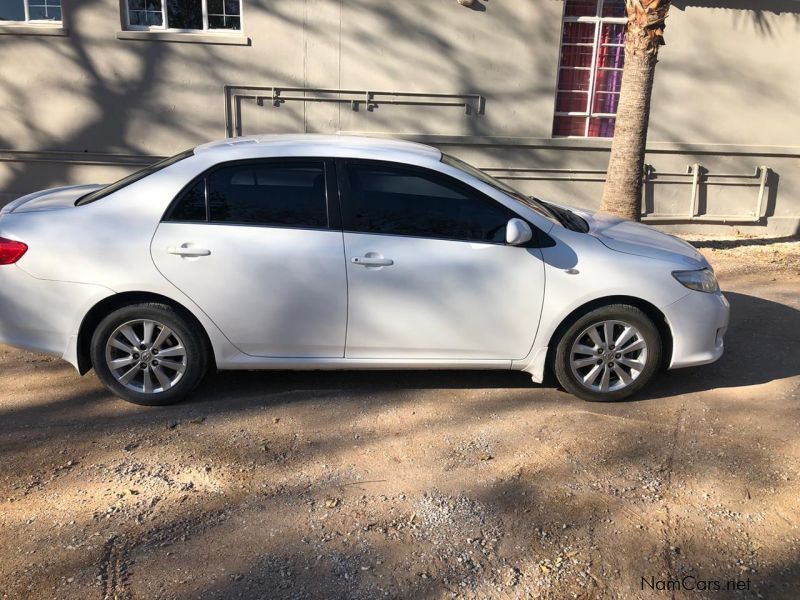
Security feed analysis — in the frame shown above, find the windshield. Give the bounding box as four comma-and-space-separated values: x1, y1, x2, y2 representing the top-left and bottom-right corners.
75, 149, 194, 206
441, 153, 560, 225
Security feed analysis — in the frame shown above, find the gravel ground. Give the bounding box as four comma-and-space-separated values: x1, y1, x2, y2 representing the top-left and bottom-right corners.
0, 236, 798, 600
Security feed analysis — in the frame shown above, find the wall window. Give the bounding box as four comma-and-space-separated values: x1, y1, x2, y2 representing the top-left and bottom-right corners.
0, 0, 61, 22
553, 0, 627, 138
125, 0, 241, 32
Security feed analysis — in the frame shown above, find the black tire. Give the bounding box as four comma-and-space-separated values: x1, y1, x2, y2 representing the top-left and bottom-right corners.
553, 304, 662, 402
91, 302, 208, 406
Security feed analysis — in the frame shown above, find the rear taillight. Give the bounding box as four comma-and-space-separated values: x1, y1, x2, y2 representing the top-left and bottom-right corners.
0, 237, 28, 265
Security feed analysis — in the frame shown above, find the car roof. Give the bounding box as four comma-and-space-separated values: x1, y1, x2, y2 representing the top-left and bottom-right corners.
193, 134, 442, 163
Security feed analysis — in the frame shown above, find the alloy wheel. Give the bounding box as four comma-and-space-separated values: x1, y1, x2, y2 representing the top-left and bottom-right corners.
569, 319, 648, 393
104, 319, 187, 394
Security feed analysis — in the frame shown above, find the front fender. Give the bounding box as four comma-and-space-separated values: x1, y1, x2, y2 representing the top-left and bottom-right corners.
512, 230, 688, 381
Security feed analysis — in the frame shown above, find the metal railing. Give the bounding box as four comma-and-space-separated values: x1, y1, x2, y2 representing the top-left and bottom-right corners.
642, 164, 771, 223
223, 85, 485, 138
482, 167, 609, 183
487, 164, 772, 223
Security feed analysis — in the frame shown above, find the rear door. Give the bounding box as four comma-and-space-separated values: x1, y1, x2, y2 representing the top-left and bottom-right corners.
340, 160, 545, 360
151, 158, 348, 358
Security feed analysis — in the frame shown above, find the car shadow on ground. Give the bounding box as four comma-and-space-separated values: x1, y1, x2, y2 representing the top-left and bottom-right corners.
195, 368, 535, 401
639, 291, 799, 400
689, 235, 799, 250
0, 291, 796, 432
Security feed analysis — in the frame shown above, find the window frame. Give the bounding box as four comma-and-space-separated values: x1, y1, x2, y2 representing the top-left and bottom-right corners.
337, 158, 538, 247
162, 157, 340, 232
553, 0, 627, 138
0, 0, 62, 24
123, 0, 243, 34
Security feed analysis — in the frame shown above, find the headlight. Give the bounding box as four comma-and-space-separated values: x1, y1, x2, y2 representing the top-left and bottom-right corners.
672, 268, 720, 293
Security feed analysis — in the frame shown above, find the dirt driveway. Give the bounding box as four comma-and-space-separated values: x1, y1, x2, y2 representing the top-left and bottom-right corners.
1, 238, 798, 600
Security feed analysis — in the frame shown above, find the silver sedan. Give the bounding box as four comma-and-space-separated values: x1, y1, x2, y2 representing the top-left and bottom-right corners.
0, 135, 729, 405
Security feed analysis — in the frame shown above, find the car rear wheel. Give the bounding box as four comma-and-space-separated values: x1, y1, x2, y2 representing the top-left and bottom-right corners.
91, 303, 208, 406
553, 304, 662, 402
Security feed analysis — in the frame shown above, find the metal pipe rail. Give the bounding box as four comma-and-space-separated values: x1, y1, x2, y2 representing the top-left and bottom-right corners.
642, 164, 771, 223
224, 85, 485, 138
482, 167, 608, 183
485, 163, 771, 223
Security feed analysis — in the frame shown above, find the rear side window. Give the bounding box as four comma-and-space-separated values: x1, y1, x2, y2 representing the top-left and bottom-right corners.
167, 180, 206, 222
166, 160, 329, 229
344, 163, 515, 243
76, 149, 194, 206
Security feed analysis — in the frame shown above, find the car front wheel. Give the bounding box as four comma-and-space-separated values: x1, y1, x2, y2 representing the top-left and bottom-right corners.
91, 303, 208, 406
553, 304, 662, 402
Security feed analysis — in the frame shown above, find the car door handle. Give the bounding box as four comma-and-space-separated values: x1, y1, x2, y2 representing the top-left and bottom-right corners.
351, 256, 394, 267
168, 245, 211, 257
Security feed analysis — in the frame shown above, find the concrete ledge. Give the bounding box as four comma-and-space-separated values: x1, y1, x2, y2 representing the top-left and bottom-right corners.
115, 30, 250, 45
346, 132, 800, 158
0, 150, 160, 166
3, 138, 800, 166
0, 24, 67, 36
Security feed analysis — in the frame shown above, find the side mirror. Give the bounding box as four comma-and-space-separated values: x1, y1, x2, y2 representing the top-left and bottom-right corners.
506, 218, 533, 246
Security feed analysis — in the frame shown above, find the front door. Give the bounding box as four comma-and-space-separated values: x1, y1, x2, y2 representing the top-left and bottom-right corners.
151, 159, 347, 358
340, 160, 545, 360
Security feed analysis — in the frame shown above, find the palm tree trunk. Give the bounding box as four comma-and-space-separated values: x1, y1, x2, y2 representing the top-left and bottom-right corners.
599, 0, 671, 221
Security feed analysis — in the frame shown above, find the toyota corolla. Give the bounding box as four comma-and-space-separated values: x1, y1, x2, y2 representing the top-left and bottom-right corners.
0, 135, 729, 405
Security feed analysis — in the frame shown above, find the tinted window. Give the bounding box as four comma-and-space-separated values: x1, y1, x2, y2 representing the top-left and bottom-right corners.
346, 163, 514, 243
167, 179, 206, 222
441, 154, 560, 225
207, 162, 328, 228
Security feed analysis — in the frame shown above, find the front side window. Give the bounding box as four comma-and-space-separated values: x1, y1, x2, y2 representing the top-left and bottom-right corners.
125, 0, 241, 31
553, 0, 627, 138
0, 0, 61, 22
344, 163, 516, 244
441, 154, 560, 226
167, 161, 329, 229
